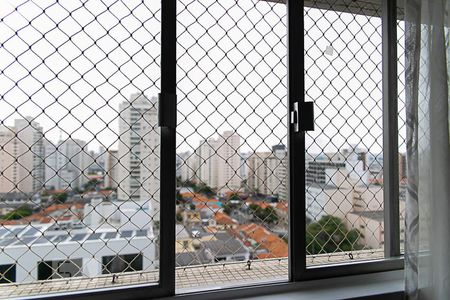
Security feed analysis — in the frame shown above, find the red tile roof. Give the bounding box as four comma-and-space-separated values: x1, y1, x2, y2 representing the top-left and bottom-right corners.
236, 223, 288, 258
214, 212, 238, 225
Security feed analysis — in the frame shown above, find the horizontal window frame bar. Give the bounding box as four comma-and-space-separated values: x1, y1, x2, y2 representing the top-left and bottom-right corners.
301, 257, 404, 281
28, 258, 404, 300
30, 284, 169, 300
174, 268, 404, 300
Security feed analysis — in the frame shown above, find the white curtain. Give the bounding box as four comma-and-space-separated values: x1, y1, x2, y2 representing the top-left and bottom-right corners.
404, 0, 450, 299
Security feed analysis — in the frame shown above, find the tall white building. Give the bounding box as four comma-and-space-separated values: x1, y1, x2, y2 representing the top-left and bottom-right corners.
272, 144, 287, 200
247, 144, 287, 198
54, 139, 90, 190
43, 138, 58, 189
247, 151, 272, 194
117, 93, 160, 220
197, 138, 219, 187
140, 102, 160, 221
0, 118, 44, 194
184, 131, 241, 192
215, 131, 241, 192
179, 151, 197, 183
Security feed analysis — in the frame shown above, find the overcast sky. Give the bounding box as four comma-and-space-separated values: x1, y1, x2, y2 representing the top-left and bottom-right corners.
0, 0, 405, 155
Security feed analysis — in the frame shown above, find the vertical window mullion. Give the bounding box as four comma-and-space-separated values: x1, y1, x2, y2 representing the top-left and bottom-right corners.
287, 0, 306, 282
159, 0, 177, 294
382, 0, 401, 258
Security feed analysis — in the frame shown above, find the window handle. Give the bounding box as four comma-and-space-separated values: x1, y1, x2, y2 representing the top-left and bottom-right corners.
291, 101, 314, 132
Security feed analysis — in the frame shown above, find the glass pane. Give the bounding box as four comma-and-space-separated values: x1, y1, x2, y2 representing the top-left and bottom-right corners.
397, 8, 406, 253
176, 0, 288, 291
304, 1, 386, 265
0, 0, 160, 297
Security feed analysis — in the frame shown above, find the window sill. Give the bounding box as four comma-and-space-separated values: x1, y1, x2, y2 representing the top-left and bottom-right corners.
170, 269, 404, 300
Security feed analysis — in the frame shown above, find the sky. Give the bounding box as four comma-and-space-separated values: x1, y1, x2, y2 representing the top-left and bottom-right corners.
0, 0, 406, 155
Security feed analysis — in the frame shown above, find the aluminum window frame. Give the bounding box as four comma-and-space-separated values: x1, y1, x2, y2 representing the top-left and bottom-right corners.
28, 0, 403, 298
288, 0, 403, 282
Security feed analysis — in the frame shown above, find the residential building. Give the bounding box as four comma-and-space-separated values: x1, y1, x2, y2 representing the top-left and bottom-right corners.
196, 138, 219, 188
105, 149, 119, 189
86, 147, 107, 174
181, 131, 241, 192
55, 138, 90, 190
179, 151, 197, 183
0, 118, 44, 194
247, 151, 272, 194
176, 151, 190, 178
215, 131, 241, 191
0, 200, 156, 283
247, 144, 287, 198
117, 93, 160, 221
43, 139, 58, 189
140, 103, 160, 221
239, 151, 251, 182
117, 93, 156, 201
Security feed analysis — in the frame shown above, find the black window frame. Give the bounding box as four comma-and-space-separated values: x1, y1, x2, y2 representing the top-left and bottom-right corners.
34, 0, 404, 298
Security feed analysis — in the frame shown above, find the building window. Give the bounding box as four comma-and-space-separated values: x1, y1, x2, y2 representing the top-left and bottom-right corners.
37, 259, 83, 281
0, 264, 15, 284
102, 254, 143, 275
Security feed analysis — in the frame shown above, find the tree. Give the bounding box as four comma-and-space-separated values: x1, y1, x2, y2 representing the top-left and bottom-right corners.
176, 190, 183, 204
176, 212, 183, 223
182, 179, 197, 189
306, 215, 362, 255
249, 204, 279, 224
229, 193, 241, 201
83, 179, 101, 191
223, 203, 232, 215
2, 206, 33, 220
54, 192, 68, 203
195, 183, 215, 198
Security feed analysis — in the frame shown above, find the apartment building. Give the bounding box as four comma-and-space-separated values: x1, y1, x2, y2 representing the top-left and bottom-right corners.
105, 149, 119, 189
117, 93, 160, 220
0, 200, 156, 284
247, 144, 287, 199
181, 131, 241, 192
196, 138, 219, 187
216, 131, 241, 191
0, 118, 44, 194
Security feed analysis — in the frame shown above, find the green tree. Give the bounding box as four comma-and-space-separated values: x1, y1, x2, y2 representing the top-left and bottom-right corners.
249, 204, 279, 224
176, 212, 183, 223
229, 193, 241, 201
182, 179, 197, 189
306, 215, 362, 254
223, 203, 232, 215
2, 206, 33, 220
83, 179, 101, 191
54, 192, 68, 203
176, 190, 183, 204
195, 183, 215, 198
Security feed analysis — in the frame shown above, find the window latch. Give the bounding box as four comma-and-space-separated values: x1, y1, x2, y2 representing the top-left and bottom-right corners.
290, 101, 314, 132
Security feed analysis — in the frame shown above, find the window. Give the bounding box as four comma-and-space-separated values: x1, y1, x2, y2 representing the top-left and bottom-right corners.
102, 254, 143, 274
0, 0, 403, 298
0, 264, 15, 284
37, 259, 83, 280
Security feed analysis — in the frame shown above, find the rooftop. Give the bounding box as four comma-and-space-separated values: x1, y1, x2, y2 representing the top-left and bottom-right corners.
0, 224, 151, 248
